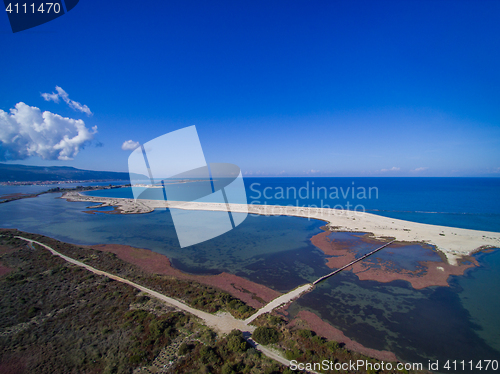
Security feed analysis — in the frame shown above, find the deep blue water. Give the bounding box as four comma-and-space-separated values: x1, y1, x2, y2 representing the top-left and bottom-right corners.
85, 177, 500, 232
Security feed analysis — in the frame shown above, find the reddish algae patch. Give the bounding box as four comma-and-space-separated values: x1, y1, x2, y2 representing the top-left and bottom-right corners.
90, 244, 280, 309
290, 310, 398, 362
311, 230, 477, 289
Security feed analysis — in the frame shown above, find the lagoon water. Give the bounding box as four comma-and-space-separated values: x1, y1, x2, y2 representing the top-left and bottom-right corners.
1, 177, 499, 371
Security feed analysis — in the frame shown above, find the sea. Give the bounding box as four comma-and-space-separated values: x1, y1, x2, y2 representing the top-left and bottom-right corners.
0, 177, 499, 372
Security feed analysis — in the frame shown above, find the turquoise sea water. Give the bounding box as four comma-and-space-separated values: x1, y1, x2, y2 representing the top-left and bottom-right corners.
0, 178, 499, 371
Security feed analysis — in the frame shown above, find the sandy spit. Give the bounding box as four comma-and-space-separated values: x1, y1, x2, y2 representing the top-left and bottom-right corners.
63, 192, 500, 265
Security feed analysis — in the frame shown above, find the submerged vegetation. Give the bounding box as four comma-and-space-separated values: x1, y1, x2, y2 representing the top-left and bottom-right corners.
0, 230, 430, 374
0, 232, 276, 373
250, 314, 430, 374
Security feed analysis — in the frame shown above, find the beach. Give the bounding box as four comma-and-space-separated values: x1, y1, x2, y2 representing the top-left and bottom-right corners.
63, 192, 500, 266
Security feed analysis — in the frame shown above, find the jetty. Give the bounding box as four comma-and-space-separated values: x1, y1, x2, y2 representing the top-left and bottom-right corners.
313, 240, 396, 285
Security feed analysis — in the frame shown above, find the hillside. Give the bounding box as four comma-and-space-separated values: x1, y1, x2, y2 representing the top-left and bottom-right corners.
0, 163, 144, 182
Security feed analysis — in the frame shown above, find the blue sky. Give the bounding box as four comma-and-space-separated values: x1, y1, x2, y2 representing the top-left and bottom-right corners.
1, 0, 499, 176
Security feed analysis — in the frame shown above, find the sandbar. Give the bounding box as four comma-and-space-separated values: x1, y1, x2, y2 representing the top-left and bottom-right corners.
63, 192, 500, 265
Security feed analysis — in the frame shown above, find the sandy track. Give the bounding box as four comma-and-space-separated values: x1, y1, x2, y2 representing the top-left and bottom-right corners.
245, 284, 312, 324
15, 236, 253, 335
14, 236, 322, 371
14, 235, 411, 372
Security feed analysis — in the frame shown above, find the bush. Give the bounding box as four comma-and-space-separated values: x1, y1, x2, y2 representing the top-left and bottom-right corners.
178, 342, 190, 356
228, 299, 242, 309
129, 354, 142, 364
221, 362, 236, 374
252, 326, 280, 345
226, 330, 249, 353
326, 340, 339, 351
200, 329, 217, 344
297, 329, 314, 339
199, 345, 219, 365
285, 349, 302, 360
268, 315, 284, 326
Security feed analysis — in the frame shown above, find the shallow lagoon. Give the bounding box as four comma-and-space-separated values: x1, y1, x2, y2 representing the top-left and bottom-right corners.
0, 192, 498, 370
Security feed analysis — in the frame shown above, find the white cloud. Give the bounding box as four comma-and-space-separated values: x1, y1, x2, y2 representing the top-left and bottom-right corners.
41, 86, 93, 116
41, 92, 59, 103
0, 102, 97, 161
305, 169, 320, 174
121, 140, 140, 151
380, 166, 400, 172
412, 167, 428, 172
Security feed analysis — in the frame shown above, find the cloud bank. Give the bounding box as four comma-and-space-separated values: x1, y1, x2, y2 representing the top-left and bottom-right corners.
0, 102, 97, 161
121, 140, 140, 151
380, 166, 400, 172
41, 86, 93, 116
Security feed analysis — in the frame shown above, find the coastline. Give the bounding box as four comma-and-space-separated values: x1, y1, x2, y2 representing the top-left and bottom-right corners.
63, 192, 500, 265
311, 231, 478, 289
289, 310, 398, 362
1, 228, 402, 365
88, 242, 399, 362
89, 243, 280, 309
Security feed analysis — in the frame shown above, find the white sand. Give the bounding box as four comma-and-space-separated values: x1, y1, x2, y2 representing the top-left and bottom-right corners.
63, 192, 500, 265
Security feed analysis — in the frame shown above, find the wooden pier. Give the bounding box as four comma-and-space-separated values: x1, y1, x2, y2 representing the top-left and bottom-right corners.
313, 239, 396, 285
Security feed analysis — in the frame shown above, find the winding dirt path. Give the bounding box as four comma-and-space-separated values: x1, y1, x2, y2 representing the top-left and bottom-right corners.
15, 236, 253, 335
12, 235, 364, 373
15, 236, 317, 370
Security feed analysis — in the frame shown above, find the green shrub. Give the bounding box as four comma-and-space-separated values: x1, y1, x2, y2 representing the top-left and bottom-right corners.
228, 299, 242, 309
178, 342, 190, 355
297, 329, 314, 339
129, 356, 141, 364
252, 326, 280, 345
226, 330, 249, 353
221, 362, 236, 374
285, 348, 302, 360
268, 315, 284, 326
326, 340, 340, 351
199, 345, 219, 365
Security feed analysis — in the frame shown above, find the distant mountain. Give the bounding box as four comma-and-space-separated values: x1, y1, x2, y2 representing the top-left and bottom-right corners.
0, 163, 146, 182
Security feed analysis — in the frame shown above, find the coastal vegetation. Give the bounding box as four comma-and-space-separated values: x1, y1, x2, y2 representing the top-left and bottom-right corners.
171, 329, 287, 373
250, 314, 430, 374
0, 230, 431, 374
0, 233, 189, 373
0, 232, 275, 373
